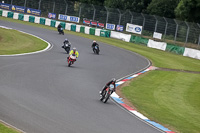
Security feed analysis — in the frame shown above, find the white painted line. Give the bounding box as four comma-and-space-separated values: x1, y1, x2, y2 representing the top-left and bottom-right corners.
0, 26, 53, 56
0, 119, 26, 133
116, 81, 125, 85
130, 110, 149, 120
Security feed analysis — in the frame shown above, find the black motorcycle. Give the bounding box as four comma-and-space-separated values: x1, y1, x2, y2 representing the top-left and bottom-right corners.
62, 43, 71, 54
93, 45, 100, 54
58, 27, 64, 35
100, 84, 114, 103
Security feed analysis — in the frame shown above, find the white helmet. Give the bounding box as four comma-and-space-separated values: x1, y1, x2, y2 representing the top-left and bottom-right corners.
73, 47, 76, 51
112, 78, 116, 82
93, 40, 96, 43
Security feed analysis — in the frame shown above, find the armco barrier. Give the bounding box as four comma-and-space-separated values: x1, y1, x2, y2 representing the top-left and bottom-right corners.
1, 9, 200, 60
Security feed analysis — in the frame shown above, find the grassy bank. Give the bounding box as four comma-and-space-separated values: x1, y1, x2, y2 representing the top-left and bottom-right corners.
0, 123, 20, 133
0, 16, 200, 133
0, 27, 48, 55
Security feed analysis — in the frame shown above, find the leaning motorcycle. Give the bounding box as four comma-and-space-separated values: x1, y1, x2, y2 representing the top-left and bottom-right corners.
62, 43, 71, 54
100, 84, 114, 103
67, 54, 76, 67
58, 27, 64, 35
93, 45, 100, 54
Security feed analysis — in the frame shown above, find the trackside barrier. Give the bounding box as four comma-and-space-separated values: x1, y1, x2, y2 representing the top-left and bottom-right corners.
147, 39, 167, 51
183, 48, 200, 60
95, 29, 101, 36
110, 31, 131, 42
13, 12, 19, 19
1, 9, 199, 60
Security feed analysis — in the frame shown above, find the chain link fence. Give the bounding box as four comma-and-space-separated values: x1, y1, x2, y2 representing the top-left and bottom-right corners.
3, 0, 200, 49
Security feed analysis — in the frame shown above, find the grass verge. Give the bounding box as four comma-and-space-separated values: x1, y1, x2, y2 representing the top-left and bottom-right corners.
0, 122, 20, 133
0, 26, 48, 55
0, 16, 200, 133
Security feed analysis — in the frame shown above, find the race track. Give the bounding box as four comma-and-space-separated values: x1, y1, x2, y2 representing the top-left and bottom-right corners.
0, 20, 162, 133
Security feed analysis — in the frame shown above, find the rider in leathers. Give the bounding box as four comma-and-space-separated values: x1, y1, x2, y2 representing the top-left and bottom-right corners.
91, 40, 100, 52
100, 78, 116, 96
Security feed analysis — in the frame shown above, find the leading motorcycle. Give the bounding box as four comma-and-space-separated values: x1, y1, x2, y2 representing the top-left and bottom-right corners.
93, 45, 100, 54
58, 27, 64, 35
100, 84, 114, 103
67, 54, 76, 67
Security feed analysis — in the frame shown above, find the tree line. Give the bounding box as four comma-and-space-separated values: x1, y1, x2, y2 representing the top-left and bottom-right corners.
75, 0, 200, 23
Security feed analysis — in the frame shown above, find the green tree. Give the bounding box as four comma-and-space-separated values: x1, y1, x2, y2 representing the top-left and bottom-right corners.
175, 0, 200, 23
147, 0, 179, 18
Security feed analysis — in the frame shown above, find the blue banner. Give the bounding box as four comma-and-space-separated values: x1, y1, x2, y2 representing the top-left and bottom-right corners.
48, 13, 56, 19
58, 14, 80, 23
11, 5, 26, 13
106, 23, 115, 30
26, 8, 41, 16
0, 3, 11, 10
116, 25, 124, 31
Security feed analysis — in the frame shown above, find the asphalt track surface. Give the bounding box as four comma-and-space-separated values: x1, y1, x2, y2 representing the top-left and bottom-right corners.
0, 20, 161, 133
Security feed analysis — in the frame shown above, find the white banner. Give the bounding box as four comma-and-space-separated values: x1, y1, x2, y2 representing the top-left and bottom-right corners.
110, 31, 131, 42
153, 32, 162, 39
58, 14, 80, 23
126, 23, 142, 34
183, 48, 200, 60
147, 39, 167, 51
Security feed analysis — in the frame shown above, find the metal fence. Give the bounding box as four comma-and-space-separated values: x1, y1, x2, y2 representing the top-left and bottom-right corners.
3, 0, 200, 49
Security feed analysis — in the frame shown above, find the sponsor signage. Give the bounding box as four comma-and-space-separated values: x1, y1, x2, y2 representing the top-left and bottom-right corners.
11, 5, 26, 13
58, 14, 80, 23
90, 21, 97, 26
0, 2, 11, 10
116, 25, 124, 31
26, 8, 41, 16
153, 32, 162, 39
126, 23, 142, 34
97, 23, 104, 28
83, 19, 91, 25
48, 13, 56, 19
106, 23, 115, 30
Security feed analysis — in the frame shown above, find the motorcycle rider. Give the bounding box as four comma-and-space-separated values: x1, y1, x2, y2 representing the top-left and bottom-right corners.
63, 38, 71, 48
100, 78, 116, 96
57, 24, 62, 33
68, 47, 79, 60
91, 40, 100, 52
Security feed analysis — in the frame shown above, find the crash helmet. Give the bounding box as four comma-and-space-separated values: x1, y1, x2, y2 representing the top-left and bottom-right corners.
73, 47, 76, 51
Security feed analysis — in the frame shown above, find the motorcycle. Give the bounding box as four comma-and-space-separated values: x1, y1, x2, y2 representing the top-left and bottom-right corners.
93, 45, 100, 54
62, 43, 71, 54
58, 27, 64, 35
100, 84, 114, 103
68, 54, 76, 67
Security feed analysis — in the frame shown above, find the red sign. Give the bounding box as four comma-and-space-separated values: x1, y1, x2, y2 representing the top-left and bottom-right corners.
97, 23, 104, 28
83, 20, 90, 25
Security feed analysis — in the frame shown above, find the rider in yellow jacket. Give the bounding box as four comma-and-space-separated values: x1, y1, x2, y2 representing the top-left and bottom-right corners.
69, 47, 79, 58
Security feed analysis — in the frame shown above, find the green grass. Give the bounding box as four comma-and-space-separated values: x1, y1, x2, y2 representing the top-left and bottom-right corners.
0, 26, 48, 55
121, 71, 200, 133
1, 16, 200, 133
0, 123, 20, 133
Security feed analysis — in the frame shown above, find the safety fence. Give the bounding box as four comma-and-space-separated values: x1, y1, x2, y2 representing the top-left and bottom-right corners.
1, 0, 200, 49
0, 9, 200, 60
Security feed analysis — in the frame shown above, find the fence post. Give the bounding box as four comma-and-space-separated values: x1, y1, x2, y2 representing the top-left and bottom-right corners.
141, 13, 145, 34
52, 2, 55, 13
65, 3, 68, 15
185, 22, 190, 46
153, 15, 158, 32
174, 19, 178, 44
11, 0, 13, 5
105, 6, 109, 23
117, 9, 121, 25
129, 11, 133, 23
79, 5, 82, 18
197, 23, 200, 49
163, 17, 168, 40
24, 0, 27, 7
38, 0, 42, 10
92, 4, 96, 21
